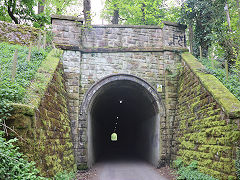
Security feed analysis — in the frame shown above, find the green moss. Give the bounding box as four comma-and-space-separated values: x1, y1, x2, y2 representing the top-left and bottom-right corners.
181, 52, 240, 118
176, 55, 240, 179
9, 103, 35, 116
25, 49, 62, 108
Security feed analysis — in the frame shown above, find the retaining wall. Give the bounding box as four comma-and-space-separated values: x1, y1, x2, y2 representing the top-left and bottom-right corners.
174, 52, 240, 179
6, 50, 76, 177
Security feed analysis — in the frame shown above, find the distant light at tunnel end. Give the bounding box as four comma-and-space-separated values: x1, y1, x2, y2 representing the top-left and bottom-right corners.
119, 100, 123, 103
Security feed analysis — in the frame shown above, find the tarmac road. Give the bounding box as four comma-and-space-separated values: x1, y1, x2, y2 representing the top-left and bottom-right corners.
91, 160, 169, 180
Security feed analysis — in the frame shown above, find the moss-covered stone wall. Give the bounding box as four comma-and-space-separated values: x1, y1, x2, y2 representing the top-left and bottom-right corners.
174, 52, 240, 179
0, 20, 41, 46
6, 50, 76, 177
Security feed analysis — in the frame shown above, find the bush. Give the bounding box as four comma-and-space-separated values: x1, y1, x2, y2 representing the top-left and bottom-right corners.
54, 171, 76, 180
174, 159, 218, 180
0, 130, 45, 180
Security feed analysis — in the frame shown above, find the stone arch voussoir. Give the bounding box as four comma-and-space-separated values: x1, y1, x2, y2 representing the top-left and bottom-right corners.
79, 74, 166, 121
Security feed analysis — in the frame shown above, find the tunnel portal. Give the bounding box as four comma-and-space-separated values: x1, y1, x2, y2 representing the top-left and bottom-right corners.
85, 75, 163, 167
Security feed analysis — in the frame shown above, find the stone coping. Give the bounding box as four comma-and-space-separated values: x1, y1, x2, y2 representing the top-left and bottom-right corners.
8, 103, 35, 116
51, 14, 84, 23
24, 49, 62, 108
91, 21, 186, 29
181, 52, 240, 118
55, 44, 189, 53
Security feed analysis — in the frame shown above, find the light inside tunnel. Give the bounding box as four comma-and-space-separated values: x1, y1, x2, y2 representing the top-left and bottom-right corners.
111, 133, 117, 141
88, 80, 160, 166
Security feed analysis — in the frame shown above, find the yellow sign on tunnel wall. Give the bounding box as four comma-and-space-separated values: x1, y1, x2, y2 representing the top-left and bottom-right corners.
111, 133, 117, 141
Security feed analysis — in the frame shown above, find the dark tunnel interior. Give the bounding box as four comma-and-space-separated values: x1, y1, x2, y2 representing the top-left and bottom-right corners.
88, 80, 160, 165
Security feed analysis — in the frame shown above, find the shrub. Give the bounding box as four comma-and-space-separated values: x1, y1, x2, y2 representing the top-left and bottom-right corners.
174, 159, 218, 180
0, 130, 46, 180
54, 171, 76, 180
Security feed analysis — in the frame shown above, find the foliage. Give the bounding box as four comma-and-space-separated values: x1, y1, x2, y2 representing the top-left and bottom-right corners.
0, 42, 48, 103
0, 42, 47, 179
44, 0, 79, 15
0, 0, 49, 26
0, 42, 76, 179
180, 0, 240, 64
236, 147, 240, 179
174, 159, 218, 180
54, 170, 76, 180
0, 131, 46, 180
0, 0, 80, 27
198, 57, 240, 101
180, 0, 226, 57
102, 0, 166, 25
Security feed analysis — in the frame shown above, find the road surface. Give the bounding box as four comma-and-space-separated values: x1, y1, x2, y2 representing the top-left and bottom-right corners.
91, 160, 169, 180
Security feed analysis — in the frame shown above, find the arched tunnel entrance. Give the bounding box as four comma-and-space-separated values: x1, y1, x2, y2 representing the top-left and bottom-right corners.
82, 75, 165, 167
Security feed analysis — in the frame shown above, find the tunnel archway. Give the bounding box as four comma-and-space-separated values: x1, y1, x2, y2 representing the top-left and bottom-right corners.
79, 74, 165, 168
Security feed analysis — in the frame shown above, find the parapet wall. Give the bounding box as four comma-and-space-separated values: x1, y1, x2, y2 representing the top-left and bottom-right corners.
51, 15, 186, 51
174, 52, 240, 179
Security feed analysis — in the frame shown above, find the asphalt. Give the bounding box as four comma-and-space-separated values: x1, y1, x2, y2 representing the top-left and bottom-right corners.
91, 160, 169, 180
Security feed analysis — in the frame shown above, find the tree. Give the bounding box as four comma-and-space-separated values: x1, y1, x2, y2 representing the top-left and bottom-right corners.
103, 0, 166, 25
181, 0, 240, 65
83, 0, 91, 24
111, 2, 119, 24
2, 0, 38, 24
180, 0, 226, 58
38, 0, 45, 14
45, 0, 78, 15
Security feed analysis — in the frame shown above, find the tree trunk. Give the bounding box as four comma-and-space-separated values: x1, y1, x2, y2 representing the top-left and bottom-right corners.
7, 0, 18, 24
219, 38, 238, 65
224, 3, 232, 31
141, 3, 146, 24
83, 0, 91, 24
236, 0, 240, 27
111, 4, 119, 24
189, 21, 193, 54
38, 0, 45, 14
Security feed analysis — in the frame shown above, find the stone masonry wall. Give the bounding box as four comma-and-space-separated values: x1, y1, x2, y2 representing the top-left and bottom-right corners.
82, 26, 163, 48
6, 57, 76, 177
51, 15, 82, 47
62, 50, 182, 167
174, 52, 240, 179
0, 20, 41, 46
51, 15, 187, 167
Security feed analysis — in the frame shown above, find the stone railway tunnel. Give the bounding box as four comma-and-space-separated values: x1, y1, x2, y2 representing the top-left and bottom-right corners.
2, 15, 240, 179
82, 74, 165, 166
52, 15, 187, 168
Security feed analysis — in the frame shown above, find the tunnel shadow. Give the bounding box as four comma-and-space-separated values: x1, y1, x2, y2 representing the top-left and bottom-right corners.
87, 79, 161, 166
